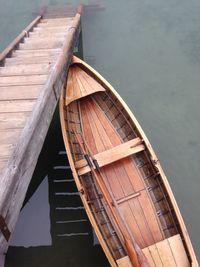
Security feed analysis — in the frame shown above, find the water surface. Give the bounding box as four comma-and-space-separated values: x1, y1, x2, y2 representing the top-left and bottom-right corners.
0, 0, 199, 265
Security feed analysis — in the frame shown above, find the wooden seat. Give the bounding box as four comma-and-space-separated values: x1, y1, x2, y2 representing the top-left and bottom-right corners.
75, 137, 145, 175
142, 234, 190, 267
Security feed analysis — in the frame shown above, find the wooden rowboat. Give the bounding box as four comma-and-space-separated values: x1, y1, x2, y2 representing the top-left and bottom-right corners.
59, 56, 198, 267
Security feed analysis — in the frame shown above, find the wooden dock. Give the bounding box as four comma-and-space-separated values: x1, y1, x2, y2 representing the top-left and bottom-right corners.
0, 6, 81, 265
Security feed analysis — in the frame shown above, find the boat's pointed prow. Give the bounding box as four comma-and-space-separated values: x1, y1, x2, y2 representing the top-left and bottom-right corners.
65, 59, 105, 106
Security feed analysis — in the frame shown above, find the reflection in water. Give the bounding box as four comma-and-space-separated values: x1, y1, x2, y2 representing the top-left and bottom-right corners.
6, 125, 110, 266
9, 177, 52, 248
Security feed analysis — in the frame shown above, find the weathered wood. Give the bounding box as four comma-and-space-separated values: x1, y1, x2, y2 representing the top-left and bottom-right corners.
29, 31, 67, 38
24, 37, 65, 44
0, 16, 41, 64
19, 40, 64, 50
0, 75, 47, 86
33, 26, 69, 32
0, 130, 21, 144
40, 17, 73, 24
4, 57, 55, 65
0, 10, 81, 259
37, 20, 72, 27
0, 112, 30, 129
0, 65, 51, 76
12, 49, 60, 58
0, 144, 15, 158
0, 100, 36, 113
0, 85, 42, 100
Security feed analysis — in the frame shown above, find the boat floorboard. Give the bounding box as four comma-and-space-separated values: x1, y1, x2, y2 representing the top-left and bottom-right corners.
80, 97, 163, 248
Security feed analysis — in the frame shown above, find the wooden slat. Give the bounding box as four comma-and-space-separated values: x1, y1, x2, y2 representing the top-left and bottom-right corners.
148, 244, 163, 266
143, 235, 190, 267
40, 18, 73, 24
4, 57, 55, 66
65, 66, 105, 105
0, 159, 7, 170
0, 130, 21, 144
0, 75, 47, 86
116, 192, 141, 205
0, 11, 81, 259
37, 20, 72, 27
33, 26, 69, 32
0, 16, 41, 63
0, 65, 51, 76
18, 40, 64, 50
28, 31, 67, 38
12, 49, 60, 58
116, 256, 132, 267
76, 138, 144, 175
0, 144, 15, 158
142, 247, 156, 267
168, 234, 190, 266
0, 112, 30, 129
138, 190, 163, 243
0, 100, 36, 112
0, 86, 42, 100
155, 239, 176, 267
24, 37, 65, 44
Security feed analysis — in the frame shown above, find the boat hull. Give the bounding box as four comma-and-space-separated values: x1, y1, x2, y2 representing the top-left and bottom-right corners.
59, 56, 198, 267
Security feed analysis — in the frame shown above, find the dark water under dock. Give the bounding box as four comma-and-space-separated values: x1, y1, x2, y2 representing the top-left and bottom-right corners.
0, 0, 200, 265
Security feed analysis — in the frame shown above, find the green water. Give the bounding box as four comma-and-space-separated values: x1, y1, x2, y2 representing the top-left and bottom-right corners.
0, 0, 200, 265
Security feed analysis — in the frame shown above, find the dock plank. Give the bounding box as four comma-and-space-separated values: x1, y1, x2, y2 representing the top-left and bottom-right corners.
0, 85, 42, 100
0, 144, 15, 158
0, 65, 51, 76
0, 100, 36, 112
29, 31, 67, 38
0, 130, 22, 144
19, 40, 64, 50
0, 112, 30, 129
12, 49, 60, 58
0, 75, 47, 86
0, 8, 81, 263
4, 56, 56, 65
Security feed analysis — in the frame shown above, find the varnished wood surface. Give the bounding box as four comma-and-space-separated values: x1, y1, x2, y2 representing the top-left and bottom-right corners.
60, 56, 199, 266
65, 66, 105, 105
75, 137, 145, 175
80, 97, 163, 248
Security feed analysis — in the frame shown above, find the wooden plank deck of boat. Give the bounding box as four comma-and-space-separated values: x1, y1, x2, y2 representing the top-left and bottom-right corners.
0, 6, 81, 265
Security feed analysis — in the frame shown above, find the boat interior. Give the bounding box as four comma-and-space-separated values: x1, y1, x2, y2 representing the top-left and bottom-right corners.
61, 61, 191, 266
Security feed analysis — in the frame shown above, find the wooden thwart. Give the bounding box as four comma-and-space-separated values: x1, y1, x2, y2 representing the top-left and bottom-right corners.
142, 234, 190, 267
116, 256, 132, 267
75, 137, 145, 175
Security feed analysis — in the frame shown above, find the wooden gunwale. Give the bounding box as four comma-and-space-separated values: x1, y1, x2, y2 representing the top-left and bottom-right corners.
59, 93, 118, 267
60, 56, 198, 266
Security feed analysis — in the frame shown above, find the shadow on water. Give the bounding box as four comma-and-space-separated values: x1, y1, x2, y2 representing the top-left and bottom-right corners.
6, 107, 110, 267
